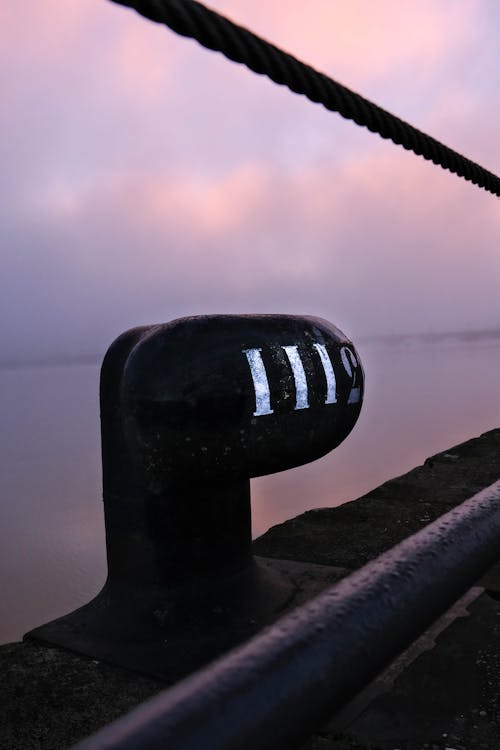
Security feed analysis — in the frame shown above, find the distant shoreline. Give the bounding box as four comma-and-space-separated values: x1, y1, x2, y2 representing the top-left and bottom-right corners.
358, 327, 500, 346
0, 354, 100, 372
1, 327, 499, 371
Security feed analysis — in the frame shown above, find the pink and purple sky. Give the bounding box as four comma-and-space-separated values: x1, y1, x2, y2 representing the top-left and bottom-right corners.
1, 0, 499, 362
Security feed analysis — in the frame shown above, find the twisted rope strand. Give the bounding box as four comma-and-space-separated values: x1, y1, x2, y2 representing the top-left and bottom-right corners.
110, 0, 500, 197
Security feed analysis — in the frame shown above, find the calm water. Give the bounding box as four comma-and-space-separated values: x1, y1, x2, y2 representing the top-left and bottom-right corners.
1, 332, 500, 644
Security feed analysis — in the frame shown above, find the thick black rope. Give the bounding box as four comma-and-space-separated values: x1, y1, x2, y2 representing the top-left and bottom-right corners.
110, 0, 500, 198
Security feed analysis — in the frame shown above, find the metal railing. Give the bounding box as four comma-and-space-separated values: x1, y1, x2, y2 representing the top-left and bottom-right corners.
73, 479, 500, 750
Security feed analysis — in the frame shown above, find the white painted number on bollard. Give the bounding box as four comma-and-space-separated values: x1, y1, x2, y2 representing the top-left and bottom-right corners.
244, 343, 360, 417
313, 343, 337, 404
242, 348, 274, 417
340, 346, 361, 404
281, 346, 309, 410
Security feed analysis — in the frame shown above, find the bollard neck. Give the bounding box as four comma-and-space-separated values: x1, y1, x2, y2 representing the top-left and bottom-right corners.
100, 327, 252, 589
102, 477, 252, 589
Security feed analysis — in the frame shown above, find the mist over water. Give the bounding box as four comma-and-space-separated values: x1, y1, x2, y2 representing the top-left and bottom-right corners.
1, 331, 500, 644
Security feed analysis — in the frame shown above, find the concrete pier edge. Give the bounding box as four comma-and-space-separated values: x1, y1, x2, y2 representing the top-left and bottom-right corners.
2, 427, 500, 750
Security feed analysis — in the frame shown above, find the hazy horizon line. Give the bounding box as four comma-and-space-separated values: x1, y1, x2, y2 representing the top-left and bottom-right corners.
1, 326, 499, 372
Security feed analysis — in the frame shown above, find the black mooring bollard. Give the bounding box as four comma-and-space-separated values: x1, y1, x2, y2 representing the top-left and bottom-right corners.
26, 314, 364, 681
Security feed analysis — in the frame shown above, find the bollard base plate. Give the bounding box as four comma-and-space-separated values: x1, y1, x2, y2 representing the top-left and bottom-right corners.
25, 557, 327, 684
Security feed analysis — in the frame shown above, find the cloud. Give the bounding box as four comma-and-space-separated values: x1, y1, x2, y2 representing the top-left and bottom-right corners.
1, 1, 499, 362
3, 130, 498, 364
211, 0, 481, 81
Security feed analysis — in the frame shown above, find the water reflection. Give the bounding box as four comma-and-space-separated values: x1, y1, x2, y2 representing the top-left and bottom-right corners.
1, 332, 500, 643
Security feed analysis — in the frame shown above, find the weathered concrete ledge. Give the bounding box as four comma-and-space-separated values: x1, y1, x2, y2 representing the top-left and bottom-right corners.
2, 428, 500, 750
254, 428, 500, 568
